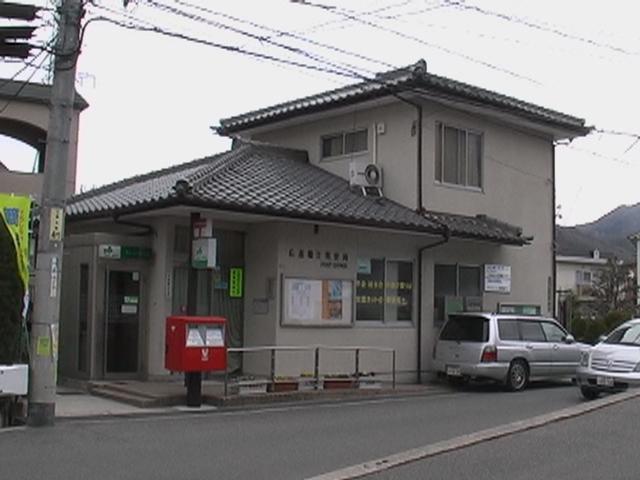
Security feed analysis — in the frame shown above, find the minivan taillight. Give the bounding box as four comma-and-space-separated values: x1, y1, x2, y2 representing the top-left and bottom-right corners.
481, 345, 497, 363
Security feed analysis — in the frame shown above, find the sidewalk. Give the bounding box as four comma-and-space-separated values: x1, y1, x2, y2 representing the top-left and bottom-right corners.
54, 380, 450, 420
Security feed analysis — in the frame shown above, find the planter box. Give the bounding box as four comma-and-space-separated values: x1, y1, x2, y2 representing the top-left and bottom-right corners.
358, 379, 382, 389
268, 381, 298, 393
323, 378, 357, 390
298, 379, 318, 391
237, 380, 268, 396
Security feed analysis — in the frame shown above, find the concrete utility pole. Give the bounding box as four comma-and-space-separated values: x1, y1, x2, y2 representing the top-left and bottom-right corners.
28, 0, 83, 427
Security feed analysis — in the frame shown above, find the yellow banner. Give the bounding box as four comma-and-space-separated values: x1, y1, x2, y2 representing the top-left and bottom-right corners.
0, 194, 31, 290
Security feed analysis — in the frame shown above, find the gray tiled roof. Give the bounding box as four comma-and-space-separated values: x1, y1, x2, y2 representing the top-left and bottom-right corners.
67, 142, 528, 245
217, 60, 589, 136
0, 78, 89, 110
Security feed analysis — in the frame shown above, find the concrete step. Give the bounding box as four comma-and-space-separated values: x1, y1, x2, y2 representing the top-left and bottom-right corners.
89, 386, 179, 408
88, 382, 161, 400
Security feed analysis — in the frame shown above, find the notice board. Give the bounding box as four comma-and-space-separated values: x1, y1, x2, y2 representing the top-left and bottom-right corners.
282, 277, 353, 326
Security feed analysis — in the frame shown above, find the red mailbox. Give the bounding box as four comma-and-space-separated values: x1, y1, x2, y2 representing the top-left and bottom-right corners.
165, 316, 227, 372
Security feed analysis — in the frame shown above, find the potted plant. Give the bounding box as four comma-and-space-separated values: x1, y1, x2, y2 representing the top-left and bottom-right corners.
268, 376, 299, 393
235, 375, 268, 395
298, 372, 318, 391
323, 373, 356, 390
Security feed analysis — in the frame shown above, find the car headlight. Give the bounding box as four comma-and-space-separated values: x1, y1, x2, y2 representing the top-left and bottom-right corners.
580, 351, 590, 367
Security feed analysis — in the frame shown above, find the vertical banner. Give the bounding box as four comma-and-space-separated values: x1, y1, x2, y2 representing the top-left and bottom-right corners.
0, 194, 31, 291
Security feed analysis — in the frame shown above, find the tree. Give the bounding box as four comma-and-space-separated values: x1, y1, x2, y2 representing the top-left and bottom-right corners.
591, 258, 635, 316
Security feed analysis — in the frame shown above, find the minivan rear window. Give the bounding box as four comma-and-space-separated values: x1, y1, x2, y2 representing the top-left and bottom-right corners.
440, 315, 489, 342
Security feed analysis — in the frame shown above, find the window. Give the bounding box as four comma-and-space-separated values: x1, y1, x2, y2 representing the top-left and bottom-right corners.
321, 129, 368, 158
576, 270, 592, 285
356, 258, 413, 322
519, 320, 546, 342
541, 322, 567, 343
435, 123, 482, 188
440, 315, 489, 342
434, 264, 483, 324
498, 319, 520, 341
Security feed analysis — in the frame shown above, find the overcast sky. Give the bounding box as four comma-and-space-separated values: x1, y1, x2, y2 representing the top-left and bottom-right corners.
2, 0, 640, 226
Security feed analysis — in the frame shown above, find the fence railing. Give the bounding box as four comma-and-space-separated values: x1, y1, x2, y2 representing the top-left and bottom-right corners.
223, 345, 396, 397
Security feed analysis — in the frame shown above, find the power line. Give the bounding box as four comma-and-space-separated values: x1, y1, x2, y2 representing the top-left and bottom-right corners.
87, 15, 367, 80
172, 0, 394, 69
290, 0, 542, 85
0, 49, 51, 115
141, 0, 377, 78
443, 0, 638, 56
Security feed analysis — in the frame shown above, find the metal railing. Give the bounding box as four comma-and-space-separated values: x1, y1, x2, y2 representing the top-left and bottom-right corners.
223, 345, 396, 397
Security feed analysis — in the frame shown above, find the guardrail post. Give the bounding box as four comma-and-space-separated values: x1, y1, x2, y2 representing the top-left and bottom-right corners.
354, 348, 360, 384
270, 348, 276, 390
392, 350, 396, 389
224, 362, 228, 398
314, 347, 320, 390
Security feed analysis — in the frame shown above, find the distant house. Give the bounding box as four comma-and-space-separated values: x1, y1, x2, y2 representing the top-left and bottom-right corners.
59, 60, 589, 383
556, 250, 608, 322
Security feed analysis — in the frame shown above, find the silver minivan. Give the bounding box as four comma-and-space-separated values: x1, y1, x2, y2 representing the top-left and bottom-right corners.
432, 313, 583, 391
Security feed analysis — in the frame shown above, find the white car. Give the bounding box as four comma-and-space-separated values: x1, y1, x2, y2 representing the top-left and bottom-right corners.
576, 318, 640, 400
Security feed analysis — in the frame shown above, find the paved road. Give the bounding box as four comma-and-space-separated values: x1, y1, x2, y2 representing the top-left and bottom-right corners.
1, 382, 586, 480
367, 393, 640, 480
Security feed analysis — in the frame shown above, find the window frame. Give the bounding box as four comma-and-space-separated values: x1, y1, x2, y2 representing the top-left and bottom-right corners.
355, 256, 416, 325
320, 128, 369, 160
435, 122, 484, 190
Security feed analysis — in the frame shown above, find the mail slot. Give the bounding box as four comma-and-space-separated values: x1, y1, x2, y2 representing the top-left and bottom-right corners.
165, 316, 227, 372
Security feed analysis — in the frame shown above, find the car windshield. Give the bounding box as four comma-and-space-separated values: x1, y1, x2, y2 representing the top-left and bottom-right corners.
439, 315, 489, 342
604, 324, 640, 346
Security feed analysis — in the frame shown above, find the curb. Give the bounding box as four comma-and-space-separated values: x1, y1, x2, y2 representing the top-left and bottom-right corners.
307, 389, 640, 480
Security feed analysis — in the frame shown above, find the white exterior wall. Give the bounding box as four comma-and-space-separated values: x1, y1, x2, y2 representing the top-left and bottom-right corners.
252, 99, 555, 318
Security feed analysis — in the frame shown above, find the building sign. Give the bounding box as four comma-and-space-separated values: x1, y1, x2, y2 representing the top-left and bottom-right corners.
229, 267, 244, 298
287, 247, 350, 269
192, 238, 217, 269
193, 218, 213, 239
484, 264, 511, 293
49, 207, 64, 241
99, 244, 151, 260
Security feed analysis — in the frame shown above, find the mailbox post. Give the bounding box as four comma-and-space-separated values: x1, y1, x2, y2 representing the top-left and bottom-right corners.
165, 316, 227, 407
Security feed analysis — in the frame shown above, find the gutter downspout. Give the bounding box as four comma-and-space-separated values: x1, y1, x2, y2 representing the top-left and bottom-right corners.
416, 226, 450, 384
551, 143, 557, 319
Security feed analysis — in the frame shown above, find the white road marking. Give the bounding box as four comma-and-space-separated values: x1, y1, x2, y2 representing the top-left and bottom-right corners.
306, 389, 640, 480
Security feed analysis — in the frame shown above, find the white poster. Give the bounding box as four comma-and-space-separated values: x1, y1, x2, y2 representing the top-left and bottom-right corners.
288, 280, 316, 321
186, 326, 205, 346
484, 264, 511, 293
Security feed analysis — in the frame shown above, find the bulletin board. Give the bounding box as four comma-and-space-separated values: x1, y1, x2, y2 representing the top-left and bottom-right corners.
282, 277, 353, 327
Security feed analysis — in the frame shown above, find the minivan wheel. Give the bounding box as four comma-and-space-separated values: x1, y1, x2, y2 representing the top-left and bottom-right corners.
580, 386, 600, 400
506, 360, 528, 392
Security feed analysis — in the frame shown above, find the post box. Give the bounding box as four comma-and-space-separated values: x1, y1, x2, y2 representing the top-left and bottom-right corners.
165, 316, 227, 372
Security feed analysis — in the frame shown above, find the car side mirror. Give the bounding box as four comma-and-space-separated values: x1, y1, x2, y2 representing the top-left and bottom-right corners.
564, 334, 575, 344
598, 335, 607, 343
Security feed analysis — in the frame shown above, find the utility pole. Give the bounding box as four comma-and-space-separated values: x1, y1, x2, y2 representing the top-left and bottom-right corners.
28, 0, 83, 427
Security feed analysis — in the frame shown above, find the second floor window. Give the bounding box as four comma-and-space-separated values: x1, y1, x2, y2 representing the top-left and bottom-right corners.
435, 123, 482, 188
321, 129, 367, 159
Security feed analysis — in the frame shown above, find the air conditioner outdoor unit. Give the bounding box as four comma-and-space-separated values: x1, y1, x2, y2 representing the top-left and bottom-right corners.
349, 161, 383, 197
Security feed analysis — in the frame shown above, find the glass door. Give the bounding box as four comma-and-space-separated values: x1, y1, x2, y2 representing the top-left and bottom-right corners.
105, 270, 140, 375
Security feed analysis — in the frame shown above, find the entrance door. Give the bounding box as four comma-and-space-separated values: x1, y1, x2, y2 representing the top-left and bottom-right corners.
105, 270, 141, 375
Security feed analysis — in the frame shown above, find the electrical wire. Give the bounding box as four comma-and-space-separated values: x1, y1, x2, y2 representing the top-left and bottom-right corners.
290, 0, 542, 85
443, 0, 638, 56
142, 0, 377, 78
0, 50, 52, 115
172, 0, 394, 69
86, 16, 366, 80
